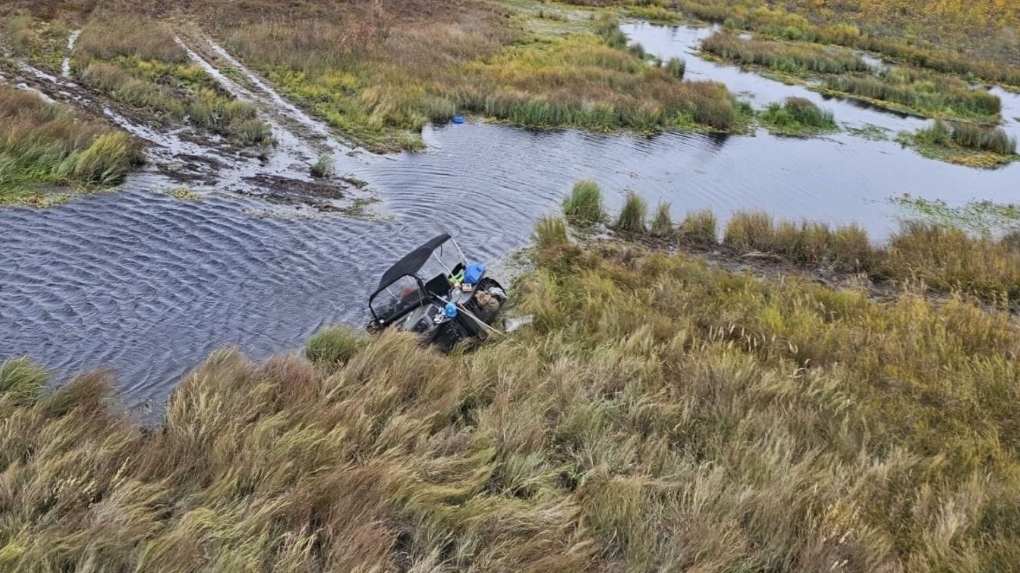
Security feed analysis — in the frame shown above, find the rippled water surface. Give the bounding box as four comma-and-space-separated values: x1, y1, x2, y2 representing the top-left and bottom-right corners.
2, 22, 1018, 405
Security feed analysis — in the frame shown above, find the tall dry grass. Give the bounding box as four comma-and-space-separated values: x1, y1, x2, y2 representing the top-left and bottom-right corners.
4, 218, 1020, 571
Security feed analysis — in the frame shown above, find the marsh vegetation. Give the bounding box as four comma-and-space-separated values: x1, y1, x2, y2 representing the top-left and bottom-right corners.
0, 86, 140, 204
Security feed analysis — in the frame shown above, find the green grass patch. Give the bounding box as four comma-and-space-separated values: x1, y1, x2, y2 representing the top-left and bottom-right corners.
702, 31, 872, 76
196, 2, 749, 152
623, 4, 683, 24
758, 97, 836, 136
896, 120, 1017, 168
563, 180, 606, 226
0, 86, 140, 204
822, 68, 1002, 122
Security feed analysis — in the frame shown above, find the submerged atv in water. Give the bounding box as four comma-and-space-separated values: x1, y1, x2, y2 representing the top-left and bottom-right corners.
368, 234, 507, 351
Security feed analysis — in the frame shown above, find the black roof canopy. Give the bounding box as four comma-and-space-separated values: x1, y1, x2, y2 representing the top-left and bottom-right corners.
377, 233, 451, 290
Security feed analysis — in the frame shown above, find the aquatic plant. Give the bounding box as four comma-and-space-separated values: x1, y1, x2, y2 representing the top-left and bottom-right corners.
310, 154, 335, 179
613, 190, 648, 233
823, 70, 1002, 121
563, 180, 606, 226
897, 121, 1017, 167
649, 200, 674, 237
891, 196, 1020, 235
758, 97, 836, 136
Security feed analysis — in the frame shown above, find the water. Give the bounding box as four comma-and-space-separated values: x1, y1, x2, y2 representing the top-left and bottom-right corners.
2, 22, 1019, 405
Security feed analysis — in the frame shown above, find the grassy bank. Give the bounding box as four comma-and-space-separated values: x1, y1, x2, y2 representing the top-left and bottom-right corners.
0, 86, 140, 205
4, 210, 1020, 570
757, 97, 836, 136
896, 121, 1018, 168
561, 183, 1020, 303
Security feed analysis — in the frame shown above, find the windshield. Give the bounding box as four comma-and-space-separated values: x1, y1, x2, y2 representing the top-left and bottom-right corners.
370, 275, 424, 324
417, 239, 466, 283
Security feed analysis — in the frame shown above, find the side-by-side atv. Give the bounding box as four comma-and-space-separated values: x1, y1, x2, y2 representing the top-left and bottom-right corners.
368, 234, 508, 350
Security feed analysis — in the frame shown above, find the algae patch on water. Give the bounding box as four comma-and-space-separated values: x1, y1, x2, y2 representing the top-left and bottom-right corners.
890, 195, 1020, 235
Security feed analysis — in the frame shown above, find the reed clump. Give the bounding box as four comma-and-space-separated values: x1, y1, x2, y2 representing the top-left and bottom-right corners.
649, 200, 673, 237
563, 180, 606, 226
676, 209, 718, 244
534, 214, 570, 249
5, 215, 1020, 570
663, 57, 686, 79
613, 190, 648, 233
758, 97, 836, 135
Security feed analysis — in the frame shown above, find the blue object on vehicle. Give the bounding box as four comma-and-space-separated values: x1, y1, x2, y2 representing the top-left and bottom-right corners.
464, 263, 486, 285
452, 115, 466, 124
444, 303, 458, 318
